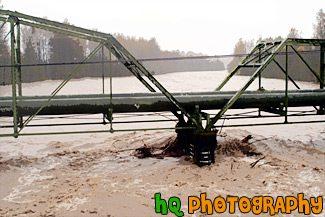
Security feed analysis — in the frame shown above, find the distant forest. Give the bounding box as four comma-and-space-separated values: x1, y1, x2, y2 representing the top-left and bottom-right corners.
0, 8, 324, 85
0, 22, 224, 84
227, 9, 325, 83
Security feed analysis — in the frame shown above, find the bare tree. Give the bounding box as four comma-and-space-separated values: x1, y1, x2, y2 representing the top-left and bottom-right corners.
313, 9, 325, 39
287, 28, 301, 38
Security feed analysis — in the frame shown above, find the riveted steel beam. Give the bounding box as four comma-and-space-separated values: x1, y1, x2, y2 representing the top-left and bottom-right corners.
207, 40, 288, 130
0, 90, 324, 116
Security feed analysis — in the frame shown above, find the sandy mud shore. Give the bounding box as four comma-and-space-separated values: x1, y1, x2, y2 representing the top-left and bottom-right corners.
0, 129, 324, 217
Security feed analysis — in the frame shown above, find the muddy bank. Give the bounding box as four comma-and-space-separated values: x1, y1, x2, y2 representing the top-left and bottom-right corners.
0, 130, 324, 216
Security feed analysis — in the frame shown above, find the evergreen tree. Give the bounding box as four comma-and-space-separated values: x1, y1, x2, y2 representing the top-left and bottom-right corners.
22, 38, 43, 82
48, 32, 85, 79
227, 38, 246, 73
0, 21, 10, 85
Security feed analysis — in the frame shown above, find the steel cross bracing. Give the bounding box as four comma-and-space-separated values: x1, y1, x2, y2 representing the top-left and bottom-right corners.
0, 10, 203, 138
0, 10, 324, 139
209, 38, 325, 130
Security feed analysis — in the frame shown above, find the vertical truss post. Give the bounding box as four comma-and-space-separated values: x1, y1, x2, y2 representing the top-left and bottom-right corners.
16, 21, 22, 96
101, 45, 105, 94
258, 47, 262, 116
19, 43, 105, 132
101, 45, 105, 123
320, 44, 324, 113
285, 46, 289, 123
320, 45, 324, 89
258, 47, 262, 89
9, 17, 18, 138
107, 40, 203, 131
207, 40, 287, 130
15, 19, 23, 128
109, 44, 113, 132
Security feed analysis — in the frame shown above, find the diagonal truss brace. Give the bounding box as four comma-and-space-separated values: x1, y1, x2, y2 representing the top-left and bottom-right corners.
0, 10, 203, 132
105, 39, 203, 130
19, 43, 106, 133
208, 38, 325, 130
207, 40, 288, 130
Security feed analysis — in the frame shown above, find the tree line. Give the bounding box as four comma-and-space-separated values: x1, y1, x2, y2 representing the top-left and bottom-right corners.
0, 19, 224, 85
227, 9, 325, 83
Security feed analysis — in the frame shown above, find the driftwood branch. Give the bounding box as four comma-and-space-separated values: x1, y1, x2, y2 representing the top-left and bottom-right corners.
250, 156, 265, 168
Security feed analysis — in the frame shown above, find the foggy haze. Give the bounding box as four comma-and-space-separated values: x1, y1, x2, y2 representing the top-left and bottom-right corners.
2, 0, 324, 55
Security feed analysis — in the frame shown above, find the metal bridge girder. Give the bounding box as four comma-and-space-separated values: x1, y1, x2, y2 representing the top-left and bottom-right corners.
209, 38, 325, 130
0, 9, 204, 136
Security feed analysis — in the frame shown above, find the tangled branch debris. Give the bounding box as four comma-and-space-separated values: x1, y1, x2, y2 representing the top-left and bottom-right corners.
216, 135, 261, 157
134, 137, 182, 159
135, 135, 261, 160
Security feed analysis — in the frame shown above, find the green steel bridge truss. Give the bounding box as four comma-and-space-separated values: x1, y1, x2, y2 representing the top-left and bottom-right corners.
0, 10, 324, 138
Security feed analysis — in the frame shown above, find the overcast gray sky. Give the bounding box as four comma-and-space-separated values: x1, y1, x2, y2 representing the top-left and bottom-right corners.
2, 0, 324, 55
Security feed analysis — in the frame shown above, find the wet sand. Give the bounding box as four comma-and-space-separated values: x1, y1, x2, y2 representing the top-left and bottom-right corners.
0, 129, 324, 217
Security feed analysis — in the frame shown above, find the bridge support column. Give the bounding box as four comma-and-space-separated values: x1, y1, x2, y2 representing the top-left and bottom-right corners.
176, 127, 217, 166
176, 105, 217, 166
175, 123, 193, 155
189, 132, 217, 167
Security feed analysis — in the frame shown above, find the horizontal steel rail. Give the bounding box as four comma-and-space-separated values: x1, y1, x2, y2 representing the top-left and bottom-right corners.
0, 90, 324, 116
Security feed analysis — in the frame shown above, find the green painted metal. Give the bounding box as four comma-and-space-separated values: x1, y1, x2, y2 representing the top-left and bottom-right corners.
105, 41, 204, 131
101, 45, 106, 124
286, 38, 325, 46
1, 10, 325, 138
240, 43, 279, 67
258, 47, 262, 116
19, 20, 104, 43
320, 45, 325, 114
285, 46, 289, 123
1, 90, 323, 116
210, 39, 325, 130
101, 46, 105, 94
215, 41, 280, 91
15, 20, 23, 128
0, 9, 177, 100
258, 47, 262, 89
109, 44, 113, 131
320, 45, 324, 89
0, 10, 111, 40
9, 17, 18, 138
207, 40, 288, 130
1, 119, 324, 138
1, 6, 201, 127
16, 22, 22, 96
19, 43, 105, 133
